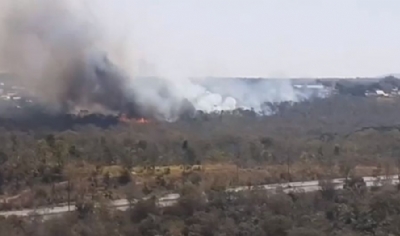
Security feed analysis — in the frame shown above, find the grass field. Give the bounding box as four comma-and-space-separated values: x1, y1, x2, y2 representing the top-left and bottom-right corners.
125, 162, 398, 188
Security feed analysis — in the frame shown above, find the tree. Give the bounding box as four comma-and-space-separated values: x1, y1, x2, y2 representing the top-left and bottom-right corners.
261, 215, 293, 236
319, 179, 337, 201
339, 158, 356, 180
45, 134, 56, 148
129, 197, 158, 223
182, 140, 196, 166
118, 169, 131, 185
0, 151, 8, 165
75, 199, 94, 219
0, 169, 4, 194
334, 144, 340, 156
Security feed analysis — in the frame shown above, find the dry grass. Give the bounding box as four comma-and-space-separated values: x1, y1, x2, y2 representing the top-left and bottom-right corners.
132, 162, 399, 189
1, 161, 398, 211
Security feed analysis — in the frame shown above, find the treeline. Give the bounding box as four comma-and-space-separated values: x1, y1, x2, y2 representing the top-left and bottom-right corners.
335, 76, 400, 96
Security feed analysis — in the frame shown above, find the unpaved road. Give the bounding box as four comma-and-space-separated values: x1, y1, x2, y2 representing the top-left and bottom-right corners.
0, 175, 398, 218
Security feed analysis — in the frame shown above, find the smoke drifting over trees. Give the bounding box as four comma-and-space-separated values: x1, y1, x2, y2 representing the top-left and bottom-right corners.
0, 0, 317, 121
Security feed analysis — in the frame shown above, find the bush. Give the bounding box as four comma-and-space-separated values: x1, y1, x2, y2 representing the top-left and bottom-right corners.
319, 179, 337, 201
118, 169, 131, 185
75, 200, 94, 219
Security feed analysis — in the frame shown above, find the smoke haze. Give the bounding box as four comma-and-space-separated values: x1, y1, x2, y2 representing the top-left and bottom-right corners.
0, 0, 318, 121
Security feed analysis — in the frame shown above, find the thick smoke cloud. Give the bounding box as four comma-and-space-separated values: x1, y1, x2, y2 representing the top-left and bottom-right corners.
0, 0, 320, 121
0, 0, 131, 113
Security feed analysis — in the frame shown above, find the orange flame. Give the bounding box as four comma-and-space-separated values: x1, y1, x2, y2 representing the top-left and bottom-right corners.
135, 118, 150, 124
119, 114, 150, 125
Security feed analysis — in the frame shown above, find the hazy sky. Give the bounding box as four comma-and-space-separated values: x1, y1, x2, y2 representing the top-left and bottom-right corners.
114, 0, 399, 78
2, 0, 400, 78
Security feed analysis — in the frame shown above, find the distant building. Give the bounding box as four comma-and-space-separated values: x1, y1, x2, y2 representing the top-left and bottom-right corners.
365, 89, 389, 97
375, 90, 388, 97
293, 83, 332, 98
293, 84, 325, 89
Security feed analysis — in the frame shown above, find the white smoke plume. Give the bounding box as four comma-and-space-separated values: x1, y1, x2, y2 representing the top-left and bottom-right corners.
0, 0, 321, 121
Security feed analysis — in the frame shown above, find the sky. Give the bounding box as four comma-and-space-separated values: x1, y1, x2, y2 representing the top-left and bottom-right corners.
113, 0, 400, 78
2, 0, 400, 78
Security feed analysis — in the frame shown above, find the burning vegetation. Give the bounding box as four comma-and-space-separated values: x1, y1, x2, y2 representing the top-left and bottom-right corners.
0, 0, 324, 123
119, 114, 151, 125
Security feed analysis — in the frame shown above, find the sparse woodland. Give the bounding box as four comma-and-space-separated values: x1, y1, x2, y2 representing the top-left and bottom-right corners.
2, 181, 400, 236
1, 94, 400, 235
